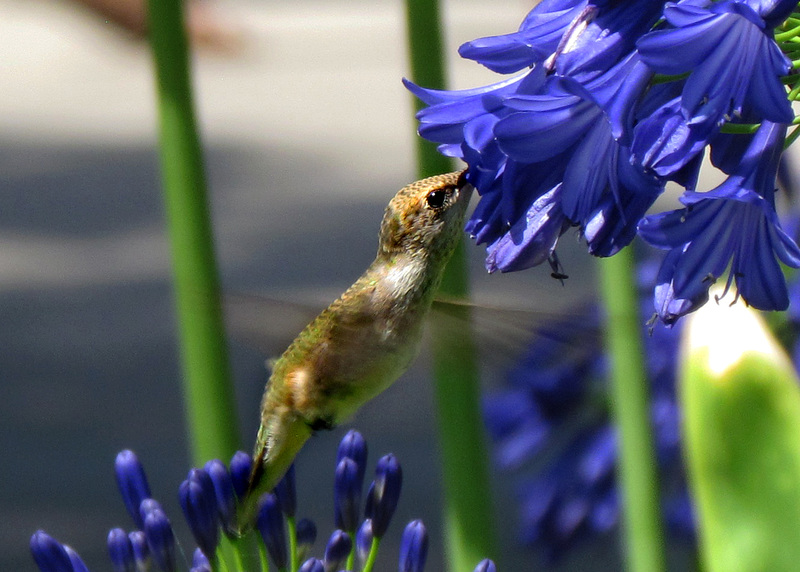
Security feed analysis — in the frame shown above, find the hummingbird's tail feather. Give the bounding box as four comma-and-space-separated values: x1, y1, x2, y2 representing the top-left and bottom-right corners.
237, 408, 312, 532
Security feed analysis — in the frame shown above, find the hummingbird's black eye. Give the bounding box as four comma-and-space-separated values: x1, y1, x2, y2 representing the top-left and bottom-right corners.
425, 188, 449, 210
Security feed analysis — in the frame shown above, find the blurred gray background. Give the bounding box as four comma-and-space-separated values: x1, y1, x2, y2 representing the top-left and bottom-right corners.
0, 0, 643, 570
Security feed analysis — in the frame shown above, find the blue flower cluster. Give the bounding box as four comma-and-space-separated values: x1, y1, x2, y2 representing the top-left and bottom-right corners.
482, 259, 693, 560
30, 431, 497, 572
407, 0, 800, 324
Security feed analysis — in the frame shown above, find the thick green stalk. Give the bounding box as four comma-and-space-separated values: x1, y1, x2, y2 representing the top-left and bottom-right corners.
597, 250, 666, 572
146, 0, 239, 463
404, 0, 498, 569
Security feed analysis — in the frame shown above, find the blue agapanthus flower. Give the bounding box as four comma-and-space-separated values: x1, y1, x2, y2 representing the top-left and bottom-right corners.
30, 433, 496, 572
408, 0, 800, 324
639, 121, 800, 324
482, 261, 693, 561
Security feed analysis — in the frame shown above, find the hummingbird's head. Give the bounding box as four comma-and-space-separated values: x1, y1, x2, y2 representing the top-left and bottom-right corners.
378, 170, 473, 259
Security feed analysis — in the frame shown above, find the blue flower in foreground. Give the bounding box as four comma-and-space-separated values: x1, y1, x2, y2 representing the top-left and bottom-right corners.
106, 528, 133, 572
33, 431, 484, 572
179, 469, 220, 559
257, 493, 289, 569
399, 520, 429, 572
365, 453, 403, 538
300, 558, 325, 572
483, 264, 693, 560
323, 529, 352, 571
639, 121, 800, 324
31, 531, 73, 572
114, 450, 151, 530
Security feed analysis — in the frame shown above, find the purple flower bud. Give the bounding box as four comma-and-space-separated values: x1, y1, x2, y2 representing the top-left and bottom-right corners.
336, 430, 368, 484
296, 518, 317, 561
229, 450, 253, 501
30, 530, 72, 572
143, 506, 176, 572
179, 469, 220, 559
356, 519, 374, 564
334, 458, 362, 532
204, 459, 238, 535
138, 498, 162, 524
256, 493, 287, 569
323, 529, 352, 572
192, 547, 210, 568
274, 464, 297, 517
64, 546, 88, 572
190, 567, 212, 572
578, 427, 616, 485
299, 558, 325, 572
114, 450, 152, 529
399, 520, 428, 572
364, 454, 402, 537
589, 489, 618, 533
107, 528, 134, 572
128, 531, 149, 569
473, 559, 497, 572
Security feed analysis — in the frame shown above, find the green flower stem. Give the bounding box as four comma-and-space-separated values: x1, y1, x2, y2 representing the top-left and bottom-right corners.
257, 540, 270, 572
361, 536, 381, 572
346, 532, 356, 571
404, 0, 499, 569
597, 250, 666, 572
215, 550, 230, 572
287, 516, 299, 572
228, 536, 247, 571
785, 124, 800, 148
146, 0, 239, 464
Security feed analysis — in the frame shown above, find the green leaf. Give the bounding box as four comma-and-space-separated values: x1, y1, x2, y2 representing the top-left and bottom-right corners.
681, 298, 800, 572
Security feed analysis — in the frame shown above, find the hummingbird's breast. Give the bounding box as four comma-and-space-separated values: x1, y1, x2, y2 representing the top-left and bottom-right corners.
273, 256, 435, 428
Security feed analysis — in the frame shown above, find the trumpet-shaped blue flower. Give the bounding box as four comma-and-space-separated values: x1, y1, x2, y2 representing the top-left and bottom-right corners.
633, 1, 792, 176
639, 121, 800, 324
408, 0, 799, 325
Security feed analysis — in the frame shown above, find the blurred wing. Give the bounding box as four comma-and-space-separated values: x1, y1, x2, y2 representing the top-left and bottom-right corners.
224, 291, 604, 385
223, 293, 325, 357
430, 296, 602, 384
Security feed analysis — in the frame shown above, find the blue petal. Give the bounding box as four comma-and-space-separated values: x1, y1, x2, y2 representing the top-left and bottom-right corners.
458, 34, 548, 75
459, 0, 587, 73
631, 94, 719, 177
554, 0, 664, 81
485, 185, 569, 273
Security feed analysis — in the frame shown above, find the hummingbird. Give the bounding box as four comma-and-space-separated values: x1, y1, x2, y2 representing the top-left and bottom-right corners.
239, 170, 473, 528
